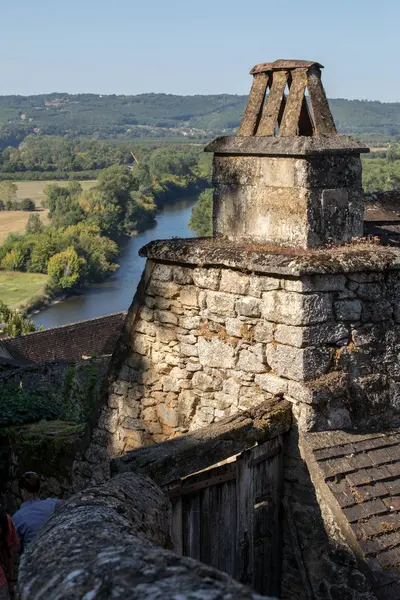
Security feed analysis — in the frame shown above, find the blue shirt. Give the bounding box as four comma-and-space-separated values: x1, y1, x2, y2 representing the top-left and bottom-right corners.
13, 498, 61, 549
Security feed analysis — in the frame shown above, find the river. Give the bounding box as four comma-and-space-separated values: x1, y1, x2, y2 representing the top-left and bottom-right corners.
32, 197, 196, 329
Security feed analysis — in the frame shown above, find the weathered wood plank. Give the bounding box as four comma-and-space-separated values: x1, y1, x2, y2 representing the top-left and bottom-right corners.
307, 65, 337, 136
112, 398, 292, 487
170, 496, 183, 555
279, 69, 308, 137
236, 447, 254, 586
237, 73, 269, 136
218, 480, 237, 576
256, 71, 288, 136
251, 437, 283, 597
188, 493, 201, 561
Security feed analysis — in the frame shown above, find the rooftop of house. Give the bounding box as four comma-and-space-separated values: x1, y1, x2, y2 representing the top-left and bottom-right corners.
0, 311, 126, 365
305, 430, 400, 600
364, 191, 400, 245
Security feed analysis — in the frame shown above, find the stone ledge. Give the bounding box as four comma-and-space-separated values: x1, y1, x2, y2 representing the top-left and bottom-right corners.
205, 135, 369, 157
140, 238, 400, 276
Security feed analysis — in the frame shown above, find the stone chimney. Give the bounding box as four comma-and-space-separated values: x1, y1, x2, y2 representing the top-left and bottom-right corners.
206, 60, 369, 248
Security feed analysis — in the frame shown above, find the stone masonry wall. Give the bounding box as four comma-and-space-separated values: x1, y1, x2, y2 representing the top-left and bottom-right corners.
74, 259, 400, 490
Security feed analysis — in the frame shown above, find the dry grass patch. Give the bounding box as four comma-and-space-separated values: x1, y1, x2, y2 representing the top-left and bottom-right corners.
0, 210, 49, 244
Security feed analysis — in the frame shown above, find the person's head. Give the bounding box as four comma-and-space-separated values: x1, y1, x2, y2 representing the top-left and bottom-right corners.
19, 472, 41, 502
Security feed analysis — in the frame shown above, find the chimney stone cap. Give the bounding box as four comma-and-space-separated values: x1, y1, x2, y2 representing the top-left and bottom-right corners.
205, 135, 370, 157
250, 59, 324, 75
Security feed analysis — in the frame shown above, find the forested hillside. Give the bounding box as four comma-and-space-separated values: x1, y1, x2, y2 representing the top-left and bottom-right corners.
1, 93, 400, 148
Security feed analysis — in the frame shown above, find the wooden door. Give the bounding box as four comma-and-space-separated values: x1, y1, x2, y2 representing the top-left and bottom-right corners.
166, 435, 283, 597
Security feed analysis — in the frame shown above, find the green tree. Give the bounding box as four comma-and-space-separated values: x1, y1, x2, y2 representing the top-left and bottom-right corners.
26, 213, 44, 234
20, 198, 35, 211
189, 188, 213, 236
0, 181, 17, 204
1, 246, 27, 271
47, 247, 85, 290
0, 300, 36, 337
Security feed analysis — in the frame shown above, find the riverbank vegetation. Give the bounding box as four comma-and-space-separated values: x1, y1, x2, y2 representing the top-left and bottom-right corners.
0, 300, 36, 336
0, 146, 210, 320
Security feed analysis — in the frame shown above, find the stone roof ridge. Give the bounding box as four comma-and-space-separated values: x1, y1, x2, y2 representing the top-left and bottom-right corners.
2, 310, 127, 342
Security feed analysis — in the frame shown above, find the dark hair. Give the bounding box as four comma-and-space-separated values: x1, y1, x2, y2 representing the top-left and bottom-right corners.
0, 510, 10, 557
19, 472, 41, 495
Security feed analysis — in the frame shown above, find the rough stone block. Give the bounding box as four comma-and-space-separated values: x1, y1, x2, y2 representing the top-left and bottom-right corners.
156, 404, 179, 428
176, 333, 196, 345
212, 155, 261, 185
248, 274, 280, 297
259, 156, 297, 187
98, 408, 119, 434
147, 280, 181, 298
206, 291, 236, 317
236, 343, 267, 373
192, 371, 217, 392
235, 297, 261, 317
179, 286, 199, 307
253, 322, 274, 343
153, 296, 171, 310
255, 373, 288, 395
282, 274, 347, 293
154, 310, 178, 326
356, 283, 385, 301
266, 343, 333, 381
180, 343, 199, 357
198, 337, 236, 369
262, 290, 332, 325
334, 300, 362, 321
140, 306, 154, 322
192, 268, 220, 290
132, 334, 150, 356
274, 322, 349, 348
177, 390, 198, 416
361, 300, 393, 322
222, 377, 241, 400
225, 318, 244, 337
172, 266, 194, 285
156, 326, 177, 343
186, 361, 202, 372
161, 375, 181, 393
152, 264, 173, 282
219, 270, 250, 295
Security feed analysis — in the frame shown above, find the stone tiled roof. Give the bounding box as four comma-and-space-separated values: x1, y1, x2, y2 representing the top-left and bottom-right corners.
0, 312, 126, 364
305, 430, 400, 600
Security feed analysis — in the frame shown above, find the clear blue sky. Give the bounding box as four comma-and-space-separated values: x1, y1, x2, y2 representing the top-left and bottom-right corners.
1, 0, 398, 101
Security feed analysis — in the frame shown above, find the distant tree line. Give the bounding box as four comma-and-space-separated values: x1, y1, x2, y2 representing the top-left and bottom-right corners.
2, 93, 400, 151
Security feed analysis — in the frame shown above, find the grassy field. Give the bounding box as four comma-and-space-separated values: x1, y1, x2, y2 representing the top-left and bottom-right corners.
15, 180, 96, 207
0, 180, 96, 244
0, 271, 48, 309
